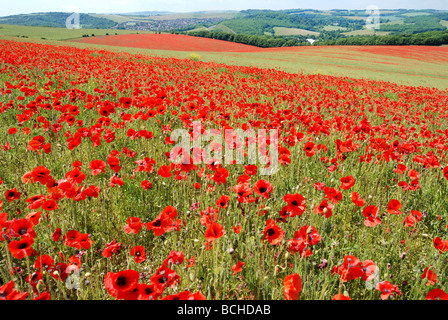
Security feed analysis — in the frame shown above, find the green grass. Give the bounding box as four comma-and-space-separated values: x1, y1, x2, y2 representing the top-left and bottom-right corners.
273, 27, 320, 36
342, 29, 391, 36
322, 25, 348, 31
0, 23, 152, 41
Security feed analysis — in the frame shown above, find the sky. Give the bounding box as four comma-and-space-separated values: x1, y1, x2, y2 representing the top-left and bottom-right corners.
0, 0, 447, 17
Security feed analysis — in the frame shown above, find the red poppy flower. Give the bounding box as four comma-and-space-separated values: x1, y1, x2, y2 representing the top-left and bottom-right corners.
233, 225, 242, 234
324, 187, 343, 204
9, 218, 36, 239
314, 182, 325, 191
146, 211, 175, 236
5, 188, 21, 202
443, 167, 448, 181
304, 142, 316, 157
283, 273, 302, 300
408, 169, 420, 179
282, 193, 306, 216
212, 167, 229, 185
89, 160, 106, 175
123, 217, 144, 234
137, 283, 161, 300
26, 211, 42, 226
376, 281, 401, 300
216, 195, 230, 209
332, 294, 351, 300
231, 261, 245, 275
102, 239, 122, 258
351, 192, 365, 207
402, 215, 417, 227
421, 267, 438, 286
30, 166, 52, 184
158, 165, 172, 178
104, 269, 140, 298
337, 255, 365, 282
64, 230, 81, 248
244, 165, 257, 175
109, 175, 124, 187
150, 265, 180, 290
233, 183, 253, 203
52, 227, 62, 241
394, 164, 408, 174
361, 260, 378, 281
287, 225, 321, 257
32, 292, 51, 300
340, 175, 355, 190
42, 199, 58, 211
426, 288, 448, 300
313, 199, 334, 218
163, 250, 184, 266
141, 180, 152, 190
387, 199, 403, 215
253, 179, 273, 199
262, 219, 284, 245
204, 222, 226, 243
8, 236, 36, 259
363, 205, 382, 227
34, 254, 54, 271
0, 280, 29, 300
433, 237, 448, 253
130, 246, 146, 263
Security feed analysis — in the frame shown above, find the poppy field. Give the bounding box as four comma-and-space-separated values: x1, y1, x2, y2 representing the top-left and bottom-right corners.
71, 33, 448, 89
1, 38, 448, 301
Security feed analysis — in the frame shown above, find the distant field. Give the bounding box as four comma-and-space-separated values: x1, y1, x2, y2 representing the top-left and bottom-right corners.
209, 24, 236, 33
72, 33, 259, 52
273, 27, 320, 36
402, 12, 433, 17
342, 29, 391, 36
142, 11, 239, 21
0, 24, 150, 40
90, 14, 134, 24
440, 20, 448, 28
341, 16, 368, 20
322, 25, 348, 31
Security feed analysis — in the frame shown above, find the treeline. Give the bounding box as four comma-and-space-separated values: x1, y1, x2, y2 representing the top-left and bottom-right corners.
379, 16, 446, 34
183, 29, 448, 48
220, 10, 365, 35
181, 30, 310, 47
318, 30, 448, 46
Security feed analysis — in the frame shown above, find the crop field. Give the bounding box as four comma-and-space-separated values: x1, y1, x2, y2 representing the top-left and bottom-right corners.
72, 33, 258, 52
0, 37, 448, 302
71, 33, 448, 89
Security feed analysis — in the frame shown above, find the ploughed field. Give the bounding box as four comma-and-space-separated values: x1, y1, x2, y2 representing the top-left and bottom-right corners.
0, 39, 448, 300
